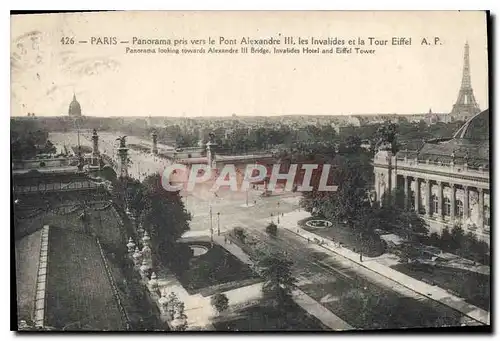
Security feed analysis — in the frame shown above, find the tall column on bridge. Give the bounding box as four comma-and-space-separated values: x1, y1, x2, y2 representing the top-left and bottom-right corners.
151, 131, 158, 155
206, 132, 217, 170
91, 128, 100, 168
117, 136, 129, 178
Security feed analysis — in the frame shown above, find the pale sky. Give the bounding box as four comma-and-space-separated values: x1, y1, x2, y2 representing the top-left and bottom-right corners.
10, 11, 489, 117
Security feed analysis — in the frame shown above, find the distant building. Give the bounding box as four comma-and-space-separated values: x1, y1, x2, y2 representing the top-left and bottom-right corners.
425, 108, 451, 124
68, 94, 82, 117
373, 109, 490, 244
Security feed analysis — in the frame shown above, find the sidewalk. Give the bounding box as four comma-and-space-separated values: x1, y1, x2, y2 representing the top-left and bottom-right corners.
277, 211, 490, 326
214, 235, 354, 331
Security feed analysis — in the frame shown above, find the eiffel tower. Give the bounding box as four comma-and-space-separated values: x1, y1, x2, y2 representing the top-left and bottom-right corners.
450, 41, 480, 121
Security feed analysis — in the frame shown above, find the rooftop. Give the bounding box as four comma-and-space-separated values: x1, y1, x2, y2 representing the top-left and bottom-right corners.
397, 109, 490, 168
15, 227, 127, 330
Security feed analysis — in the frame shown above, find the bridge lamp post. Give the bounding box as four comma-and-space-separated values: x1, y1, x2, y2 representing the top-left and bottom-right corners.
217, 212, 221, 236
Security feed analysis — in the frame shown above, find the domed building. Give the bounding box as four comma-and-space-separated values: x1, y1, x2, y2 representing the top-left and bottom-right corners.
373, 109, 490, 243
68, 94, 82, 117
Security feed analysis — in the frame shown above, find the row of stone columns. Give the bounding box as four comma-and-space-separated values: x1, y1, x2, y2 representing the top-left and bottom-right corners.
401, 175, 488, 231
127, 229, 154, 276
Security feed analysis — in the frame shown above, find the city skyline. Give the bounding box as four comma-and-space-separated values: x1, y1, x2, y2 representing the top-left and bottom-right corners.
11, 11, 488, 117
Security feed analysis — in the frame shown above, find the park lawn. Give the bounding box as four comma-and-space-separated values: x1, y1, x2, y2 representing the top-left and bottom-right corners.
213, 301, 327, 331
45, 228, 126, 330
392, 263, 490, 312
173, 241, 259, 295
299, 217, 386, 257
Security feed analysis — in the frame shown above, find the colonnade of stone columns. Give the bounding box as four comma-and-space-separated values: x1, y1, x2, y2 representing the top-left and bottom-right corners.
399, 175, 489, 232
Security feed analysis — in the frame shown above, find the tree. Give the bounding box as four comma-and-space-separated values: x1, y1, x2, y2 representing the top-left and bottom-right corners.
211, 293, 229, 314
112, 174, 191, 266
141, 174, 191, 265
265, 222, 278, 237
337, 135, 362, 155
383, 207, 428, 242
374, 121, 399, 154
375, 190, 428, 241
318, 156, 372, 230
258, 252, 296, 309
450, 224, 465, 250
398, 242, 421, 263
440, 228, 453, 251
233, 227, 246, 243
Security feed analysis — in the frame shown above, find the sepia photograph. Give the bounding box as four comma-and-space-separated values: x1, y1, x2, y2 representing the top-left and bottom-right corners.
11, 10, 491, 332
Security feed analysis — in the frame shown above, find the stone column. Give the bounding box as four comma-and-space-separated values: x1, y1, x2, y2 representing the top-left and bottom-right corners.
92, 129, 99, 156
404, 175, 409, 209
437, 181, 443, 220
463, 186, 470, 220
151, 132, 158, 155
450, 184, 456, 223
117, 137, 129, 179
126, 237, 136, 253
425, 179, 431, 217
414, 178, 420, 213
478, 188, 484, 229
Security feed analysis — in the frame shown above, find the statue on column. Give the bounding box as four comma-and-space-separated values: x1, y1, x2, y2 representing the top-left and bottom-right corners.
206, 132, 217, 169
117, 136, 127, 149
151, 131, 158, 155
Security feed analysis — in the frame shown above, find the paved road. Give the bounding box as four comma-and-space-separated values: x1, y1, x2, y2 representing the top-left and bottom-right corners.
184, 190, 299, 234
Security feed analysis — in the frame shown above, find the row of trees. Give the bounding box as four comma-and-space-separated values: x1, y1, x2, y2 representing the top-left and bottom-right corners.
425, 225, 490, 265
11, 125, 57, 159
11, 138, 57, 159
111, 173, 192, 267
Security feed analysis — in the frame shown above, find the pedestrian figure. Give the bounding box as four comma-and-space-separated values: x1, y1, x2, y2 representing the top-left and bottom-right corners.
282, 213, 284, 217
307, 237, 310, 243
224, 236, 227, 244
